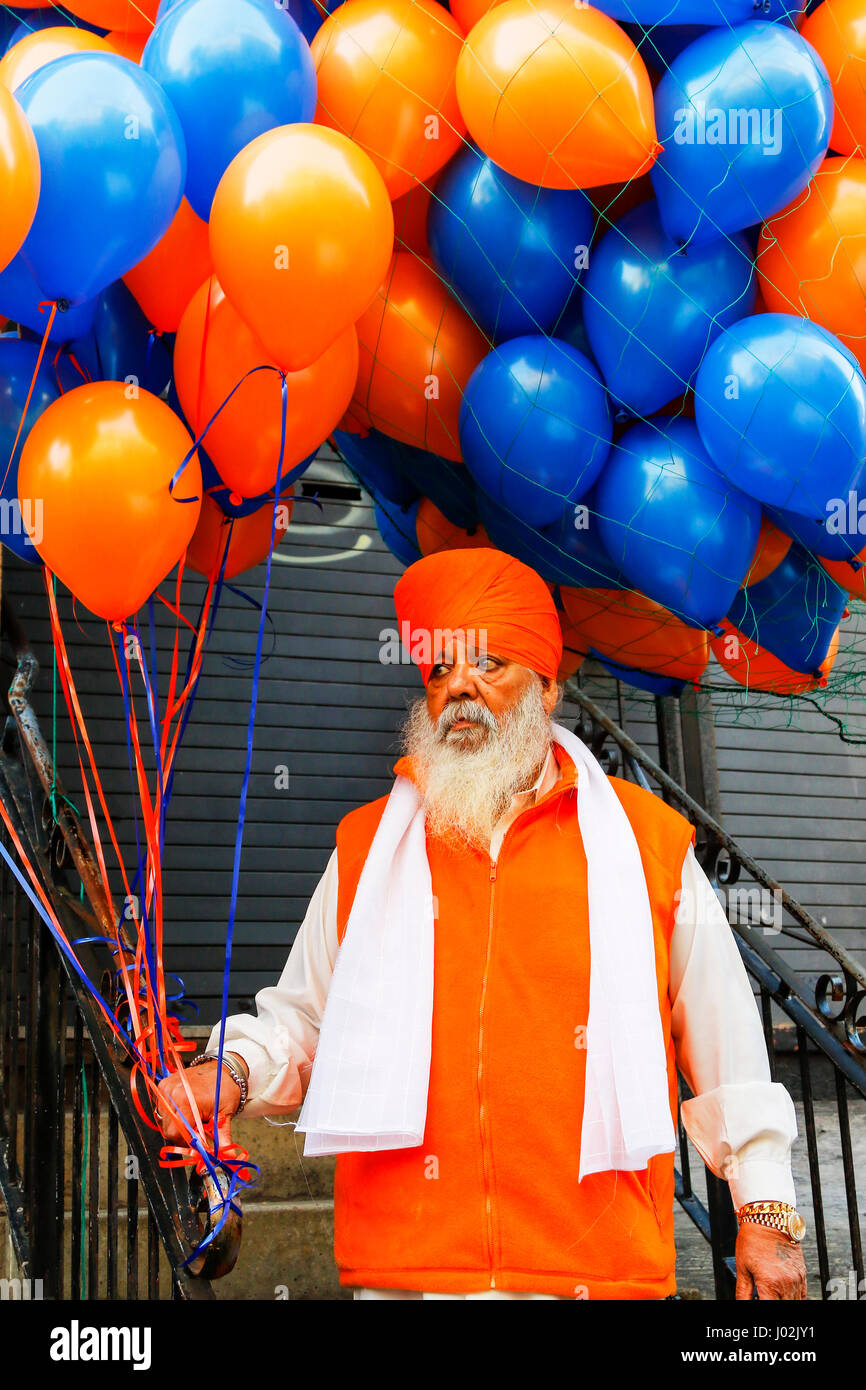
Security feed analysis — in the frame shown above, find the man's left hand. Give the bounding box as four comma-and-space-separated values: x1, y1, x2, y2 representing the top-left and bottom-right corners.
735, 1224, 807, 1299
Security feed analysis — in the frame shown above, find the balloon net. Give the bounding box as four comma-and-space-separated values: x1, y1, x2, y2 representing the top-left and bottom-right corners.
321, 0, 866, 742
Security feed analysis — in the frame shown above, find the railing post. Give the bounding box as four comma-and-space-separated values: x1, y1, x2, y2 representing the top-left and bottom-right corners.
32, 915, 62, 1297
679, 685, 723, 826
658, 684, 740, 1290
706, 1171, 739, 1300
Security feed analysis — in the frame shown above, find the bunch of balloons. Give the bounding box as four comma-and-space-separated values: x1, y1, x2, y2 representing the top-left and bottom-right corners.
0, 0, 862, 698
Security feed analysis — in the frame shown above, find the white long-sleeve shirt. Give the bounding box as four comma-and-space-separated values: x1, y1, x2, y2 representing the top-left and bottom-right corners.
208, 754, 797, 1295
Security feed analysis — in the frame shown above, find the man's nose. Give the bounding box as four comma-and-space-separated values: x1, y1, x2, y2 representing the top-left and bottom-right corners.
444, 663, 480, 699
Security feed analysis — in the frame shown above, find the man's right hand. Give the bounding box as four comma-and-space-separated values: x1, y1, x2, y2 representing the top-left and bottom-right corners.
156, 1056, 248, 1144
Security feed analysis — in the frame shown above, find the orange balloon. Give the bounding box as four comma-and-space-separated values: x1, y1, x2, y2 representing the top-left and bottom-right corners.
820, 544, 866, 599
456, 0, 660, 190
742, 517, 792, 589
450, 0, 502, 29
350, 251, 488, 461
17, 382, 201, 621
711, 619, 840, 694
62, 0, 159, 32
311, 0, 466, 200
801, 0, 866, 156
174, 276, 358, 498
415, 496, 490, 554
124, 199, 211, 333
209, 124, 393, 372
558, 586, 709, 682
187, 493, 293, 581
391, 179, 436, 258
0, 86, 39, 276
106, 29, 148, 62
757, 156, 866, 371
0, 27, 115, 91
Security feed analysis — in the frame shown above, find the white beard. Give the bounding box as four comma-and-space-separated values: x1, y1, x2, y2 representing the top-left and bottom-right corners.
399, 681, 554, 852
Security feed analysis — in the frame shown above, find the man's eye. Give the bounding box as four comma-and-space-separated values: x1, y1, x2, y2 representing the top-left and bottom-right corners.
475, 656, 498, 672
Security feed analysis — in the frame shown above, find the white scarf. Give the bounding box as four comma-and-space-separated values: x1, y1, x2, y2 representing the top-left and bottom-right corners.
295, 721, 676, 1177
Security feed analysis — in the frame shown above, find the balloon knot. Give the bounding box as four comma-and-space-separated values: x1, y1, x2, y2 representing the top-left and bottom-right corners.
229, 492, 243, 507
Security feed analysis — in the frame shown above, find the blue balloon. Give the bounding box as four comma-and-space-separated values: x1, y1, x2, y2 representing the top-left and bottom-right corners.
16, 53, 186, 304
583, 200, 755, 418
142, 0, 316, 221
428, 144, 593, 342
459, 336, 612, 529
651, 23, 832, 246
553, 291, 596, 364
539, 491, 624, 589
374, 498, 422, 567
0, 253, 96, 340
766, 504, 863, 565
0, 9, 22, 51
5, 11, 106, 49
694, 314, 866, 520
594, 1, 754, 19
623, 23, 710, 73
387, 443, 479, 533
68, 281, 172, 395
0, 336, 80, 563
477, 488, 623, 590
727, 541, 847, 673
596, 417, 761, 627
755, 0, 807, 20
592, 653, 687, 696
158, 0, 343, 24
335, 426, 480, 530
285, 0, 324, 42
333, 429, 420, 510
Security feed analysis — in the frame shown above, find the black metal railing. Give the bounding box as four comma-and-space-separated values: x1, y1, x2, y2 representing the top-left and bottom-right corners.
0, 647, 241, 1300
572, 684, 866, 1301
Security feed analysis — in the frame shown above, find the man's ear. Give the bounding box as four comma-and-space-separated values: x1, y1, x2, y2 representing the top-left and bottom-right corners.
540, 675, 560, 715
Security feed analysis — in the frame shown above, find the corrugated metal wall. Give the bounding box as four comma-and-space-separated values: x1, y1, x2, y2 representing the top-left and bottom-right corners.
3, 451, 863, 1023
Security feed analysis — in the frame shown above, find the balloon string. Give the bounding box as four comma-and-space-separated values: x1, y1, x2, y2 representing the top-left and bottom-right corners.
0, 299, 57, 497
211, 373, 288, 1153
0, 794, 252, 1237
44, 572, 150, 1054
169, 362, 290, 501
33, 573, 259, 1249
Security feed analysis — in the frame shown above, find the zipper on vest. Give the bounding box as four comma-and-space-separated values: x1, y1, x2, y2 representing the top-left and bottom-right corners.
478, 856, 498, 1288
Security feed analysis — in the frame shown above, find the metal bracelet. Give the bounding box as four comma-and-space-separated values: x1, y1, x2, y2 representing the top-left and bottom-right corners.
188, 1051, 249, 1113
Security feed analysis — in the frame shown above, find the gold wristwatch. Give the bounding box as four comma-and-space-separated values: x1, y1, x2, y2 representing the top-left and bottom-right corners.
736, 1200, 806, 1243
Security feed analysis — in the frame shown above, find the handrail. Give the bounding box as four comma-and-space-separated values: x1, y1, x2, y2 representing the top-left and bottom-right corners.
570, 685, 866, 1071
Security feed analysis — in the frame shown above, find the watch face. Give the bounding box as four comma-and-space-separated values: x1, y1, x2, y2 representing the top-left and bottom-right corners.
788, 1212, 806, 1242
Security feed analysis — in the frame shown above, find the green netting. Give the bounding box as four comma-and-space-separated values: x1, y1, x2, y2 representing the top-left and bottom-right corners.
318, 0, 866, 739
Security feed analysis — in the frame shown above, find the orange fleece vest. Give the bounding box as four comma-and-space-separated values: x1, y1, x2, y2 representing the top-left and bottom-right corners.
330, 743, 695, 1298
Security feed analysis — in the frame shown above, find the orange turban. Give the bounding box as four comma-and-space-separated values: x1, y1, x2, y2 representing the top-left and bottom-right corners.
393, 547, 562, 684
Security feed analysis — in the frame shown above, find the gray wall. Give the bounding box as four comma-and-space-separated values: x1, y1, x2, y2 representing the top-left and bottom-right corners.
4, 452, 863, 1023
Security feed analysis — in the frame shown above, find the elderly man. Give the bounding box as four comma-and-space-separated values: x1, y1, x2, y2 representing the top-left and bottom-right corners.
159, 547, 806, 1300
